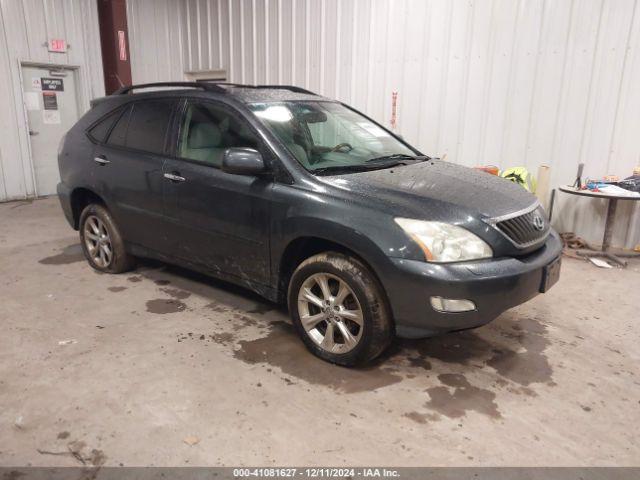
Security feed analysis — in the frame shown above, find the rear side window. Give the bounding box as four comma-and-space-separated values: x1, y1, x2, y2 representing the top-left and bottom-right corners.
124, 100, 175, 154
88, 108, 122, 143
106, 105, 132, 147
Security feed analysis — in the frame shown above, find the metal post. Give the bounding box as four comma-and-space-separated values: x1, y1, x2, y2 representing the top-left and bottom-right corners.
602, 198, 618, 252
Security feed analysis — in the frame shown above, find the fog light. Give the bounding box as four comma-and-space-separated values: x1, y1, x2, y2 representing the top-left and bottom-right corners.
430, 296, 476, 313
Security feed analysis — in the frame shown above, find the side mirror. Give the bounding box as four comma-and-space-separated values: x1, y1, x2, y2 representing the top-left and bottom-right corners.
222, 148, 267, 176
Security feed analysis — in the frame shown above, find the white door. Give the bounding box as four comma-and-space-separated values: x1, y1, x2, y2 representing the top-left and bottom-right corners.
21, 65, 80, 196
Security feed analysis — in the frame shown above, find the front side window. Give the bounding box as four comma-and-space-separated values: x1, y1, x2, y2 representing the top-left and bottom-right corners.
178, 101, 259, 167
249, 101, 419, 173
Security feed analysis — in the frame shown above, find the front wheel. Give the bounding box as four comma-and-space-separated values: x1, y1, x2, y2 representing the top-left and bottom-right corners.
288, 252, 393, 366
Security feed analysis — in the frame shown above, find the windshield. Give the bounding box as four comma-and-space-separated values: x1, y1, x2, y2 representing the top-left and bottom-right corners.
249, 101, 421, 174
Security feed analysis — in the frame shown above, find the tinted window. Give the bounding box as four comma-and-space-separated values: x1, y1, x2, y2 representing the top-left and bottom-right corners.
106, 105, 132, 147
125, 100, 175, 154
178, 102, 259, 167
89, 108, 122, 143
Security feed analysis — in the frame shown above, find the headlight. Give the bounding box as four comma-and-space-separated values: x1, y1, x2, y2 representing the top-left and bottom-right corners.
394, 218, 493, 263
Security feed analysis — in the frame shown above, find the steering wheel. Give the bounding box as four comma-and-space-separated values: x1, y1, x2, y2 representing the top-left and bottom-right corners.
330, 143, 353, 153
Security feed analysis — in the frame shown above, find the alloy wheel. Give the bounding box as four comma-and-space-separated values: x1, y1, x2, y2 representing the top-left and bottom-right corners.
83, 215, 113, 268
297, 273, 364, 354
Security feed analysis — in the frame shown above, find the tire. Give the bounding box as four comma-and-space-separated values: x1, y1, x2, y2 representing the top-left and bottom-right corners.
288, 251, 393, 366
79, 203, 135, 274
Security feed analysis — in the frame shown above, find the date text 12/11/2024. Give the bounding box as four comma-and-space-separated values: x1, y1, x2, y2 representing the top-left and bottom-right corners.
233, 468, 400, 478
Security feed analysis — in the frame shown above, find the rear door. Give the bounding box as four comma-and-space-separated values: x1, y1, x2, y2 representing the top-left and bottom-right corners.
162, 99, 272, 285
91, 98, 177, 254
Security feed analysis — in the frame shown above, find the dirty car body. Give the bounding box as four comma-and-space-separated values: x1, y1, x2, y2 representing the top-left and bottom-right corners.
57, 82, 562, 365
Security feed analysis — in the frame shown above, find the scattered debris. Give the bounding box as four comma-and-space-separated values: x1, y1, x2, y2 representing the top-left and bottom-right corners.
560, 232, 593, 259
36, 440, 105, 467
588, 257, 613, 269
58, 339, 77, 346
37, 449, 73, 459
67, 440, 87, 465
14, 415, 24, 430
183, 436, 200, 446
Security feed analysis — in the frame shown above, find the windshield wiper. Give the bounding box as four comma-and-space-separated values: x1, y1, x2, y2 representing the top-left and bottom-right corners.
311, 164, 373, 175
312, 155, 429, 175
365, 153, 427, 163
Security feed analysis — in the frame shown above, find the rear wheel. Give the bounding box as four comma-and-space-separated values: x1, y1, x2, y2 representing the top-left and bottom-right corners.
79, 204, 135, 274
288, 252, 393, 366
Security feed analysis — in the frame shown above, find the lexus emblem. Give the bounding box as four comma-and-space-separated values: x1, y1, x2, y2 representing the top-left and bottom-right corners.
532, 214, 545, 231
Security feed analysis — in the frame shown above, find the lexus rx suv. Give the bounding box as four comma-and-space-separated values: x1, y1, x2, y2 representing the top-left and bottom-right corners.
57, 82, 562, 366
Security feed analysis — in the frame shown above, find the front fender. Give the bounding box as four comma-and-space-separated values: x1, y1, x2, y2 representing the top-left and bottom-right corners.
274, 216, 393, 275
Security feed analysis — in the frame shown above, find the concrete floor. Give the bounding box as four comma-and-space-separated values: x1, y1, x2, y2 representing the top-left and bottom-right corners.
0, 197, 638, 467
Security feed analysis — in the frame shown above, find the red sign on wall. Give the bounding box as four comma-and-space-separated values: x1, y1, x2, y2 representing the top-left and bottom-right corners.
390, 91, 398, 130
118, 30, 127, 61
48, 39, 67, 53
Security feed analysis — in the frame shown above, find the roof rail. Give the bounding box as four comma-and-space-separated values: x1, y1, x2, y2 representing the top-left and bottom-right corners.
211, 82, 317, 96
255, 85, 317, 95
112, 81, 227, 95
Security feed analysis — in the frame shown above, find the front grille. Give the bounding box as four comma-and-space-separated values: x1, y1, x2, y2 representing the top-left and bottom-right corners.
494, 205, 550, 248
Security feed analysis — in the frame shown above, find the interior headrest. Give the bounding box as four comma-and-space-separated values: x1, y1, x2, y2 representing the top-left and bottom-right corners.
188, 122, 221, 149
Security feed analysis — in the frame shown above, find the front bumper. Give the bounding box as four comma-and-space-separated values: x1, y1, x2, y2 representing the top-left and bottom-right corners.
382, 230, 563, 338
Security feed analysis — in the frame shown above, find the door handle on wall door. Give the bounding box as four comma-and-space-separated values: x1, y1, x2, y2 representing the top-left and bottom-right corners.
94, 156, 110, 165
163, 172, 186, 182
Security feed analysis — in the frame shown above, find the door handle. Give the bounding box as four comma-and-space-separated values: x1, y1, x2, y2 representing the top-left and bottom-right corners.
29, 130, 39, 136
164, 172, 186, 182
94, 156, 110, 165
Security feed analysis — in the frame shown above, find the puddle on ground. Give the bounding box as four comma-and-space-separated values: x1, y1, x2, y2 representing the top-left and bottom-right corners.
426, 373, 502, 419
39, 244, 84, 265
247, 301, 278, 314
394, 331, 493, 367
487, 318, 552, 386
392, 315, 553, 387
233, 322, 403, 394
177, 331, 235, 345
403, 411, 441, 424
159, 287, 191, 300
122, 258, 554, 404
146, 298, 186, 314
107, 286, 127, 293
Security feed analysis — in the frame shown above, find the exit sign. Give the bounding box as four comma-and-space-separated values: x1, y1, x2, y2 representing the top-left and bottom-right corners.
48, 39, 67, 53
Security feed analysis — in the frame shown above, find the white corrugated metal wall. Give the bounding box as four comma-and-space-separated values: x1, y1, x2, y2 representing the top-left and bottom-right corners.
0, 0, 104, 201
126, 1, 640, 248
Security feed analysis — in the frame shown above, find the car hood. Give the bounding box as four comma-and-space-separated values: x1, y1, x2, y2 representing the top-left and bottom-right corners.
319, 160, 538, 220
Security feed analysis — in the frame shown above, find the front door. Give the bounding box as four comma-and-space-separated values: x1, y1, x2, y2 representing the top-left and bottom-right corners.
21, 65, 80, 196
163, 100, 272, 286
